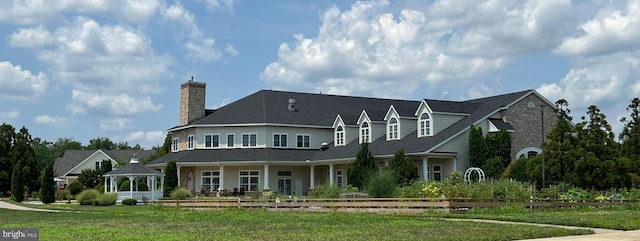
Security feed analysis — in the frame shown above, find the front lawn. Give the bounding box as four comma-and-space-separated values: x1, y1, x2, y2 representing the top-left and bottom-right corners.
0, 204, 592, 241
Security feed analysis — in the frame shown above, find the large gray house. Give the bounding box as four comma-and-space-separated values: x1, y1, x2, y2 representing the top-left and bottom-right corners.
147, 79, 556, 196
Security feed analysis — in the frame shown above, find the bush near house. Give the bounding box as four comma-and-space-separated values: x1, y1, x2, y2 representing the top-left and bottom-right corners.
96, 193, 117, 206
170, 188, 192, 200
122, 198, 137, 205
67, 181, 84, 196
76, 189, 100, 205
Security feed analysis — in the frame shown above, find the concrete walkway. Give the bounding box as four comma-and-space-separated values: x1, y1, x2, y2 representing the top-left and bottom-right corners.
0, 200, 66, 212
446, 218, 640, 241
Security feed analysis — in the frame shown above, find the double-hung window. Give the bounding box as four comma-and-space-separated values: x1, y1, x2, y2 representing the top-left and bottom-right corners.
335, 126, 344, 146
242, 133, 257, 147
360, 122, 370, 143
388, 118, 399, 140
187, 135, 194, 150
273, 133, 287, 147
172, 138, 179, 152
297, 134, 310, 148
239, 170, 259, 191
204, 134, 220, 148
419, 113, 431, 137
227, 134, 235, 148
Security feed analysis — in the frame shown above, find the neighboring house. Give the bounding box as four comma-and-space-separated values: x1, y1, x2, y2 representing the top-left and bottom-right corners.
147, 79, 557, 196
54, 149, 157, 185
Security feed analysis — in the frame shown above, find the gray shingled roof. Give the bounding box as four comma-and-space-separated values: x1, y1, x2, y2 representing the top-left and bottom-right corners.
489, 118, 515, 131
104, 163, 163, 176
53, 149, 157, 176
175, 90, 420, 128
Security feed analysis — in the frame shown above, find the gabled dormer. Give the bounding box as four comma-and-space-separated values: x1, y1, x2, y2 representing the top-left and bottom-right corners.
383, 105, 417, 141
357, 111, 372, 144
415, 101, 434, 137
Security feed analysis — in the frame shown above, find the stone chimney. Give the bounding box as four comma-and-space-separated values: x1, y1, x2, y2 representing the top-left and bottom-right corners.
179, 76, 206, 126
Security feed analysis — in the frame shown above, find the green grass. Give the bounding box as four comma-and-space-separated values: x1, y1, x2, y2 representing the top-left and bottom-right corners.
441, 205, 640, 231
0, 204, 592, 241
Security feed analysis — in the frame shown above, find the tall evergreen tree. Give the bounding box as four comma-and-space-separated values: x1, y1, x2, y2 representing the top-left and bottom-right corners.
490, 129, 512, 167
543, 99, 578, 185
163, 160, 178, 197
11, 127, 39, 194
10, 160, 24, 202
347, 142, 376, 188
468, 125, 487, 167
100, 160, 113, 185
620, 98, 640, 159
39, 162, 56, 204
0, 123, 15, 193
388, 148, 419, 186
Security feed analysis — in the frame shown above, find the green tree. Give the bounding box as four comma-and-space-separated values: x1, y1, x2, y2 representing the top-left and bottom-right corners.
503, 157, 530, 182
365, 169, 397, 198
468, 125, 487, 167
86, 137, 117, 150
0, 123, 15, 193
51, 137, 84, 158
481, 157, 505, 180
143, 133, 171, 163
163, 160, 178, 197
489, 129, 512, 167
543, 99, 578, 185
99, 160, 113, 185
347, 142, 376, 189
10, 160, 24, 202
620, 98, 640, 159
77, 169, 101, 188
11, 127, 39, 193
388, 148, 419, 186
39, 162, 56, 204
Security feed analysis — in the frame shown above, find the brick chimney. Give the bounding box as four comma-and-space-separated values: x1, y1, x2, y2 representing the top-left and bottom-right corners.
179, 76, 206, 126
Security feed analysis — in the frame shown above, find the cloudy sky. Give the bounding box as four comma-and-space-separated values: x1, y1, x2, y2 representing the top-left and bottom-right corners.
1, 0, 638, 149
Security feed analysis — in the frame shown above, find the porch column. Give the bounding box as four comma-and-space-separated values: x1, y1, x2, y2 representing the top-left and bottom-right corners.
160, 176, 164, 195
177, 165, 181, 187
114, 178, 118, 192
104, 177, 108, 193
263, 164, 270, 191
309, 165, 315, 189
151, 175, 156, 201
453, 157, 458, 172
219, 165, 225, 191
422, 158, 429, 181
384, 160, 389, 167
329, 164, 335, 186
128, 176, 134, 199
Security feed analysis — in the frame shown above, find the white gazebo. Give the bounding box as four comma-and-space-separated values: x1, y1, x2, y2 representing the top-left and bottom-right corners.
103, 155, 165, 204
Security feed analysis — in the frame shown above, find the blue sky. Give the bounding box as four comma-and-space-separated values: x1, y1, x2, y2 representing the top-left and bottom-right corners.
1, 0, 639, 149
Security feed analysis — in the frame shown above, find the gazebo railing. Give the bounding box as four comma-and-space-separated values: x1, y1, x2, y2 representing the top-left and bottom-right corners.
117, 191, 163, 203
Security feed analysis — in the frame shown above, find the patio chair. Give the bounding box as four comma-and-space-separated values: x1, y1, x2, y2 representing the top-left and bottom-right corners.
232, 188, 238, 196
239, 188, 245, 196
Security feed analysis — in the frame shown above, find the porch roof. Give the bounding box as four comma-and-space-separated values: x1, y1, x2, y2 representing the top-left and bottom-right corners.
146, 148, 318, 166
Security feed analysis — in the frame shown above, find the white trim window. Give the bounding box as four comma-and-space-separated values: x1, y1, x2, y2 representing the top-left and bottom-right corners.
335, 126, 345, 146
172, 138, 179, 152
277, 171, 292, 195
201, 171, 220, 192
227, 134, 235, 148
95, 161, 101, 170
239, 170, 260, 192
242, 133, 257, 147
273, 133, 288, 147
388, 118, 399, 140
433, 165, 442, 182
297, 134, 310, 148
204, 134, 220, 148
336, 169, 344, 188
419, 113, 432, 137
360, 122, 370, 143
187, 135, 195, 150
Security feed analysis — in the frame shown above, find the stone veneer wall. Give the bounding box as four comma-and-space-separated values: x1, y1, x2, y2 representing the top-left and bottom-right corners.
179, 81, 206, 126
502, 94, 557, 160
172, 129, 196, 152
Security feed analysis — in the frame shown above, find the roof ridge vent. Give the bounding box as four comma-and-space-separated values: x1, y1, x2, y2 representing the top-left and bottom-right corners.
288, 99, 297, 112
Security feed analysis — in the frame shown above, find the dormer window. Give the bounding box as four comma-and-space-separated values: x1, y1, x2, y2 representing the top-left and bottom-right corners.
419, 112, 432, 137
388, 118, 399, 140
360, 122, 370, 143
335, 126, 345, 146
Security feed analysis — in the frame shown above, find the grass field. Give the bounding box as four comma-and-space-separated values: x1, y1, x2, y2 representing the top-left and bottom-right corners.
0, 203, 595, 241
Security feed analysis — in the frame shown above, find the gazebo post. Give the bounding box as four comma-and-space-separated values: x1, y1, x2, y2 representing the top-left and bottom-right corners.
104, 177, 108, 193
129, 176, 134, 199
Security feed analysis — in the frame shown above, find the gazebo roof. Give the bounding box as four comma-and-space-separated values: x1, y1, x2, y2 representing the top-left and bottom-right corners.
104, 163, 164, 176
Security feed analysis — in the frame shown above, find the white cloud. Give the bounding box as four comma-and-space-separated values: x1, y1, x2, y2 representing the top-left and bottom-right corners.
34, 115, 70, 128
260, 0, 569, 99
224, 44, 239, 56
196, 0, 238, 13
0, 0, 160, 24
100, 118, 133, 131
118, 130, 165, 149
0, 111, 20, 120
0, 61, 50, 101
9, 25, 53, 48
556, 0, 640, 56
160, 2, 231, 62
68, 90, 163, 116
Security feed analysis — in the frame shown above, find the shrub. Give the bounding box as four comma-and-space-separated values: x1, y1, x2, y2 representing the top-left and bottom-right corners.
313, 182, 341, 198
442, 171, 471, 199
67, 181, 84, 196
95, 184, 104, 193
398, 181, 426, 198
55, 189, 70, 200
122, 198, 138, 205
119, 180, 131, 191
96, 192, 117, 206
365, 169, 398, 198
76, 189, 100, 205
170, 188, 192, 200
137, 181, 148, 191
